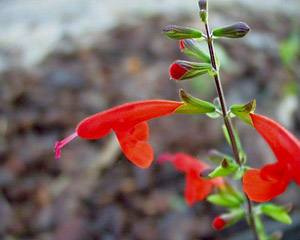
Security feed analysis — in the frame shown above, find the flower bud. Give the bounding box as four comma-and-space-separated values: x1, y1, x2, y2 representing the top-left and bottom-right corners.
213, 22, 250, 38
198, 0, 208, 22
179, 39, 211, 63
212, 209, 245, 231
169, 60, 212, 81
163, 25, 203, 40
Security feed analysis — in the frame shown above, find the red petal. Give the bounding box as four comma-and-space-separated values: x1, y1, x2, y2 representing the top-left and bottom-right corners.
76, 100, 183, 139
172, 153, 208, 174
243, 164, 291, 202
169, 63, 187, 80
185, 169, 213, 205
115, 122, 153, 169
250, 113, 300, 184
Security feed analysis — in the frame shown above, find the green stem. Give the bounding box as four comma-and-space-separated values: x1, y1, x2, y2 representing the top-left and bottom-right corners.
204, 22, 260, 240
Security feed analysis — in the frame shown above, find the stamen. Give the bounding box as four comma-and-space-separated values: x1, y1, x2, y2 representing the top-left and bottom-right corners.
53, 132, 78, 159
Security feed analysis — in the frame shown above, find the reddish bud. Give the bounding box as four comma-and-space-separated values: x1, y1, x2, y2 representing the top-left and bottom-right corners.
212, 217, 226, 231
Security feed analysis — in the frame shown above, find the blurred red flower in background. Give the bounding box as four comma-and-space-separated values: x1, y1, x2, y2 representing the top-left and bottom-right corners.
158, 153, 224, 205
243, 113, 300, 202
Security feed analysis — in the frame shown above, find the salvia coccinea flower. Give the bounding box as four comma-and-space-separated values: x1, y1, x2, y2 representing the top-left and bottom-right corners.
169, 60, 212, 81
212, 22, 250, 39
158, 153, 224, 205
163, 25, 203, 40
179, 39, 211, 63
54, 100, 184, 169
243, 113, 300, 202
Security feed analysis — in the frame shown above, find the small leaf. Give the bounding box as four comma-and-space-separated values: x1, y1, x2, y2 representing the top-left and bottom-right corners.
175, 89, 216, 114
230, 99, 256, 126
222, 124, 231, 146
261, 204, 292, 224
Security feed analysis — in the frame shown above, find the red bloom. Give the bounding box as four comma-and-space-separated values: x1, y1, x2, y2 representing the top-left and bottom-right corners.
243, 113, 300, 202
212, 216, 226, 231
158, 153, 224, 205
54, 100, 183, 168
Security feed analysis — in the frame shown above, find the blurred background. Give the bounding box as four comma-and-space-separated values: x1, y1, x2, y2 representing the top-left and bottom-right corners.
0, 0, 299, 239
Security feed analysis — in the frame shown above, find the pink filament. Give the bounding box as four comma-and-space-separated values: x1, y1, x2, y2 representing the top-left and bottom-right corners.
54, 132, 78, 159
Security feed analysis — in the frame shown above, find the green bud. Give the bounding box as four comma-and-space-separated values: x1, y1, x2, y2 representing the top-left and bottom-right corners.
213, 22, 250, 39
163, 25, 203, 40
198, 0, 208, 23
174, 89, 216, 114
230, 99, 256, 126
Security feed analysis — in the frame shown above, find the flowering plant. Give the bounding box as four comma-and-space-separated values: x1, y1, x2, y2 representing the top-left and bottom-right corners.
55, 1, 300, 239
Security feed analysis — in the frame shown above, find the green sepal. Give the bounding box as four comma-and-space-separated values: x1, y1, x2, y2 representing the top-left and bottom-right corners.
208, 158, 239, 178
174, 89, 216, 114
224, 208, 246, 228
260, 204, 292, 225
230, 99, 256, 126
181, 39, 211, 63
175, 61, 213, 81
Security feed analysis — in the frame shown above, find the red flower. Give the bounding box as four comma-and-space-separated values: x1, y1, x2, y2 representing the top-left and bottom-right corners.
54, 100, 183, 168
158, 153, 224, 205
243, 113, 300, 202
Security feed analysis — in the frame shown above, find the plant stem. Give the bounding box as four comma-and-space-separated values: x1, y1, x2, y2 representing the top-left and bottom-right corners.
204, 22, 260, 240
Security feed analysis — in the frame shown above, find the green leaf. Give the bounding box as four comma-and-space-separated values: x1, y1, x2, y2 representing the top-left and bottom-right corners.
261, 204, 292, 224
230, 99, 256, 126
279, 32, 300, 65
174, 89, 216, 114
222, 124, 231, 146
